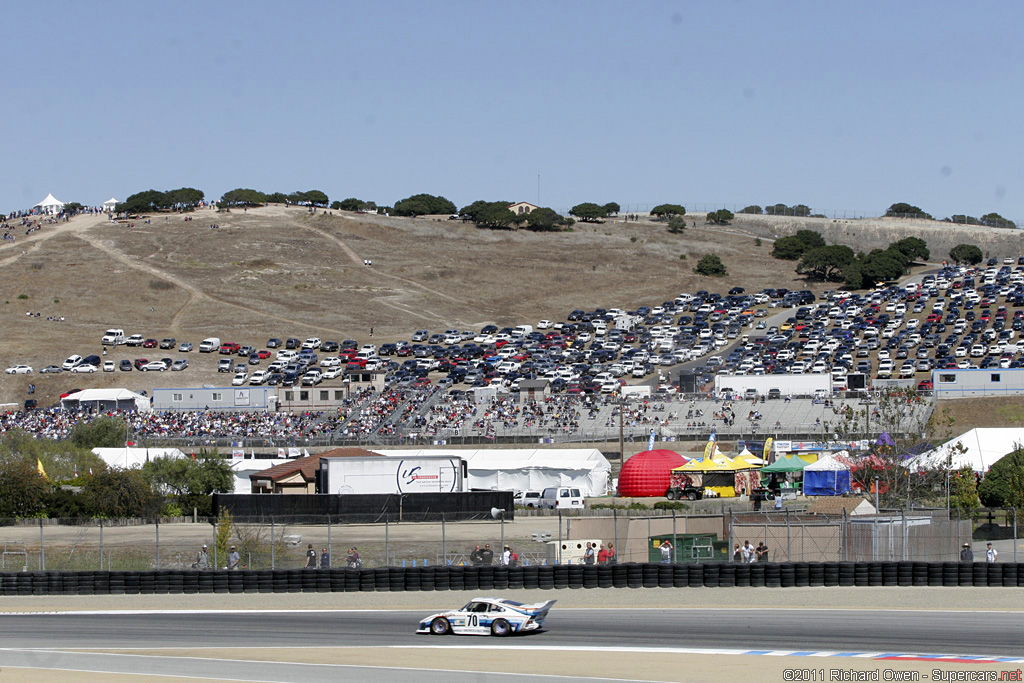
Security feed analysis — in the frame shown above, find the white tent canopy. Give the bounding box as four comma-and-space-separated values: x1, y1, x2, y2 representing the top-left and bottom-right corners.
376, 448, 611, 496
61, 388, 151, 413
34, 193, 64, 214
804, 453, 850, 471
92, 447, 185, 470
102, 197, 119, 212
913, 428, 1024, 473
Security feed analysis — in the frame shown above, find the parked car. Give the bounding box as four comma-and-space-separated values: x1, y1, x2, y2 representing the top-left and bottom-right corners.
142, 360, 168, 372
267, 338, 283, 348
5, 365, 32, 374
171, 359, 189, 371
102, 360, 115, 372
133, 358, 150, 370
71, 364, 98, 373
142, 338, 158, 348
218, 358, 233, 372
119, 360, 133, 371
62, 354, 83, 371
285, 338, 301, 349
231, 371, 248, 386
125, 334, 145, 347
178, 342, 193, 352
40, 365, 62, 374
159, 338, 176, 349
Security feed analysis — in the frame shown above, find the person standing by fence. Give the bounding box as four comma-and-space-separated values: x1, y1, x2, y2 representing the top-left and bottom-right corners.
305, 544, 317, 569
227, 546, 240, 570
194, 545, 209, 570
986, 542, 998, 563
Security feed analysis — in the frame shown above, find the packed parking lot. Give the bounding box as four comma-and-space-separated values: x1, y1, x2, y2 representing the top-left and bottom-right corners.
16, 255, 1019, 444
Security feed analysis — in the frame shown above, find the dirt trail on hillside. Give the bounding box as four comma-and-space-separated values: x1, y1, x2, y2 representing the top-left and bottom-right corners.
71, 232, 356, 337
300, 221, 465, 306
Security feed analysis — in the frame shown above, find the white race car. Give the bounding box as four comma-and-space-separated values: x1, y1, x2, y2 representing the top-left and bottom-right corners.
416, 597, 556, 637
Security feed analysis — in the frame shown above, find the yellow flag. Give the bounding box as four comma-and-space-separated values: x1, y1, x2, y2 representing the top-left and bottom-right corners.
36, 458, 47, 479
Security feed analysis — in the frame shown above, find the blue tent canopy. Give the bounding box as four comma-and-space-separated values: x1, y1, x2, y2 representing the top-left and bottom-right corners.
803, 454, 852, 496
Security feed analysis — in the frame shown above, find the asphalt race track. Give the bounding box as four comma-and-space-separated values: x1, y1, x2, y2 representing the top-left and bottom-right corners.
1, 607, 1022, 652
0, 607, 1022, 683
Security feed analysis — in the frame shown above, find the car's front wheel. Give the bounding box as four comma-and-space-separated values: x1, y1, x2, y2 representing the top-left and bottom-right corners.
490, 619, 511, 637
686, 491, 697, 501
665, 488, 677, 500
430, 618, 450, 635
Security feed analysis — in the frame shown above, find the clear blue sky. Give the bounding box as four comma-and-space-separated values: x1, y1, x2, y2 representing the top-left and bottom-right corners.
4, 1, 1022, 220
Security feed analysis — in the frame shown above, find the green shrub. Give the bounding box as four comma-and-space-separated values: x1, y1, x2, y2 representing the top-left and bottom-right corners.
17, 294, 28, 300
653, 501, 690, 511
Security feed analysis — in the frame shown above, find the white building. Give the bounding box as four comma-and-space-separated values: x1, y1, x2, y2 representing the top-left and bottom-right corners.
932, 368, 1024, 398
103, 197, 120, 213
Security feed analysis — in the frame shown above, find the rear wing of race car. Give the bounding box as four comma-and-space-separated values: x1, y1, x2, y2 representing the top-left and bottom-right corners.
516, 599, 556, 619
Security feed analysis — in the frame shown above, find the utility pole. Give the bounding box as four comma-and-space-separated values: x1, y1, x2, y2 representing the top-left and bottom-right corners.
618, 396, 624, 464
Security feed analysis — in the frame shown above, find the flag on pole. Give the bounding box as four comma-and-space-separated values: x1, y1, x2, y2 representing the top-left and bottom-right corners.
485, 422, 496, 441
647, 429, 656, 451
191, 451, 196, 461
36, 459, 47, 480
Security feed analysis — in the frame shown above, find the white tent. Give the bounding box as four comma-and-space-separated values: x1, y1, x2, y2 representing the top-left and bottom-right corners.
229, 457, 291, 494
61, 388, 151, 413
92, 447, 186, 470
376, 448, 611, 496
803, 453, 852, 496
34, 193, 64, 214
913, 428, 1024, 473
102, 197, 119, 212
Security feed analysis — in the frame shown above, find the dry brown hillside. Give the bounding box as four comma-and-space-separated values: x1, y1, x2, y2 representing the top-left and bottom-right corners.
0, 203, 1017, 410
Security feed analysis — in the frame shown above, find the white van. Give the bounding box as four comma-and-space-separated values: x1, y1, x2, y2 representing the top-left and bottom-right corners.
198, 337, 221, 353
511, 324, 533, 338
101, 328, 126, 345
538, 486, 585, 510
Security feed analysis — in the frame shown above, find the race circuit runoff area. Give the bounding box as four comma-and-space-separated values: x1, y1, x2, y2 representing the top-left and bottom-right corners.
0, 588, 1023, 682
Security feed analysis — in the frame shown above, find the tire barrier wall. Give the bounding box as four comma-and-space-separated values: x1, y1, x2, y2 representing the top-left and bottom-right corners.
2, 562, 1024, 596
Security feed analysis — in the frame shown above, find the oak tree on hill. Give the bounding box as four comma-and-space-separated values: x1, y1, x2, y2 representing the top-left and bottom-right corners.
796, 245, 855, 282
221, 188, 268, 206
705, 209, 734, 225
740, 205, 763, 215
393, 193, 457, 217
947, 215, 981, 225
650, 204, 686, 219
460, 200, 519, 229
885, 202, 932, 220
694, 253, 727, 277
523, 207, 570, 232
949, 243, 983, 266
980, 212, 1016, 229
771, 236, 808, 260
569, 203, 607, 222
667, 216, 687, 234
603, 202, 620, 216
890, 236, 930, 264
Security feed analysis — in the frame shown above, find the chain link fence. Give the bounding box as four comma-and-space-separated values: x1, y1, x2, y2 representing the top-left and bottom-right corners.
1, 506, 995, 572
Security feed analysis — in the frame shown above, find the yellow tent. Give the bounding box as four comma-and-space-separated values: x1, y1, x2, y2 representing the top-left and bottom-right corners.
673, 455, 758, 497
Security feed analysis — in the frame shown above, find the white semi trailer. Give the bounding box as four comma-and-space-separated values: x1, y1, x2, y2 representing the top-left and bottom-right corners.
319, 455, 466, 495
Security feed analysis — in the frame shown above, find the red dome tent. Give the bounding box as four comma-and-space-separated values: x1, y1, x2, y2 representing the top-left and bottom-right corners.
617, 449, 688, 497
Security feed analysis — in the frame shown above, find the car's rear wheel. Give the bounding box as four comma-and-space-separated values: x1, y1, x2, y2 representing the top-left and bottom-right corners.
430, 618, 450, 635
686, 491, 697, 501
490, 619, 511, 637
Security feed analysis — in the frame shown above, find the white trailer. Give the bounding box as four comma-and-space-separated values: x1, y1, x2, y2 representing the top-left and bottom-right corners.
320, 456, 466, 495
714, 373, 830, 398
